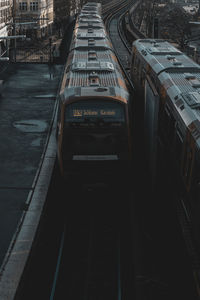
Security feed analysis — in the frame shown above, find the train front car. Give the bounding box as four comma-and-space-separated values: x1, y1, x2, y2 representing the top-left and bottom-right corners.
57, 3, 131, 178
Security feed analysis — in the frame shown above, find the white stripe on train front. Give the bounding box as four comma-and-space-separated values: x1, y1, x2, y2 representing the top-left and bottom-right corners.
73, 155, 118, 161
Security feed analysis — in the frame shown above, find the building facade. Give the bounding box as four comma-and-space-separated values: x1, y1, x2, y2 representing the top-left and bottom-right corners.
0, 0, 12, 56
14, 0, 53, 38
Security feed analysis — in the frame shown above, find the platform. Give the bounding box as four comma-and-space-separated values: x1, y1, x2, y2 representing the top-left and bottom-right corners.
0, 63, 63, 299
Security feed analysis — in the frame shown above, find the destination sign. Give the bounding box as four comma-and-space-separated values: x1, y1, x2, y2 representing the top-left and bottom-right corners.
72, 109, 116, 117
65, 101, 125, 122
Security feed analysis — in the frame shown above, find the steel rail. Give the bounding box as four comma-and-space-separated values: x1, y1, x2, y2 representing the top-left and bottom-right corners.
176, 197, 200, 298
49, 194, 122, 300
104, 0, 136, 92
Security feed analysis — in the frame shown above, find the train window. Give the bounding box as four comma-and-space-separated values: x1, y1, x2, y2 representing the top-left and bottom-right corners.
181, 131, 196, 192
191, 157, 200, 200
174, 123, 183, 167
56, 101, 62, 139
160, 102, 175, 148
161, 104, 170, 141
168, 108, 175, 146
184, 146, 194, 191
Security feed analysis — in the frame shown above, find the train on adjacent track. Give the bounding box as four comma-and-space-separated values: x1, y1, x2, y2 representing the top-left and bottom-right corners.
131, 38, 200, 244
56, 2, 132, 178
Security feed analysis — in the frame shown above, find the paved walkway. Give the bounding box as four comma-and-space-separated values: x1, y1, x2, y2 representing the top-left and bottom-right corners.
0, 63, 63, 299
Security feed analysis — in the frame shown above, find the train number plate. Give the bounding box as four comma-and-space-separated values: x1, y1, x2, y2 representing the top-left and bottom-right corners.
73, 155, 118, 161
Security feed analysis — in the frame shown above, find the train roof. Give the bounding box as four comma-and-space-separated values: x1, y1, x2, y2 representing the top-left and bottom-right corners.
64, 48, 126, 87
60, 85, 129, 105
70, 35, 112, 50
75, 17, 104, 28
60, 2, 128, 105
81, 3, 101, 15
76, 12, 104, 30
82, 7, 100, 13
68, 53, 117, 72
76, 22, 104, 29
60, 68, 129, 104
76, 22, 104, 30
74, 28, 107, 40
133, 39, 200, 75
83, 2, 101, 7
72, 6, 111, 51
158, 69, 200, 123
70, 35, 113, 51
79, 12, 101, 17
78, 16, 102, 23
82, 2, 101, 9
132, 39, 200, 144
61, 48, 128, 104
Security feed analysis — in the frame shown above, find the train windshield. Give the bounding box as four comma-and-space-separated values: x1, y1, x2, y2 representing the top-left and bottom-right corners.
65, 100, 125, 124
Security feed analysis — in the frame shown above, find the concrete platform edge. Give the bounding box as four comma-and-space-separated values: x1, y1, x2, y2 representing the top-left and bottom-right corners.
0, 100, 59, 300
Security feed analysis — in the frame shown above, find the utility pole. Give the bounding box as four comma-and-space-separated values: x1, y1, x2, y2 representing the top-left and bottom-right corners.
153, 17, 159, 38
147, 0, 156, 38
13, 22, 16, 62
49, 37, 52, 63
199, 0, 200, 16
13, 0, 16, 60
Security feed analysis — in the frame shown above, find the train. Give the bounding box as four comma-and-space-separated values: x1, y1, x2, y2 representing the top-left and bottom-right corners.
131, 38, 200, 243
56, 2, 132, 179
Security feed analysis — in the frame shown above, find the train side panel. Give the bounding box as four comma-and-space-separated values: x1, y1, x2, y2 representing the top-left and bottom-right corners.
131, 38, 200, 247
144, 75, 159, 190
131, 38, 200, 194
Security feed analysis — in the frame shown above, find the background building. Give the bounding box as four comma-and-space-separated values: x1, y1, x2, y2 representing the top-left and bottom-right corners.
54, 0, 83, 33
0, 0, 12, 56
14, 0, 53, 38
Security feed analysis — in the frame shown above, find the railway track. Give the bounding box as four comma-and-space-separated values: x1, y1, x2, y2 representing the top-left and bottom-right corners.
104, 1, 133, 77
49, 3, 137, 298
49, 180, 132, 300
176, 197, 200, 298
14, 166, 134, 300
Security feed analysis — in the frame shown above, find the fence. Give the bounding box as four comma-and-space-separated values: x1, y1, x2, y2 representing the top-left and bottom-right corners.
9, 40, 53, 63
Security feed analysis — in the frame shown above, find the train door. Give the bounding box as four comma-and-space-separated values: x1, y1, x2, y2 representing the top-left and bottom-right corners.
144, 75, 159, 191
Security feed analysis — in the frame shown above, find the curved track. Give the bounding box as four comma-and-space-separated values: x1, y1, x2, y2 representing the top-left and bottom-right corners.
104, 0, 136, 90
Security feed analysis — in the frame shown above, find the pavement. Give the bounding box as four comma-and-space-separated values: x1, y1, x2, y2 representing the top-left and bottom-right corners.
0, 62, 63, 299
